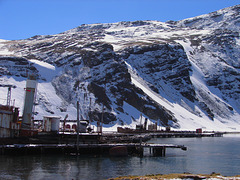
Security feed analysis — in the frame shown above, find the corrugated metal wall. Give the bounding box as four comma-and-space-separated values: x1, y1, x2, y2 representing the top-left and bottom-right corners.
0, 106, 20, 138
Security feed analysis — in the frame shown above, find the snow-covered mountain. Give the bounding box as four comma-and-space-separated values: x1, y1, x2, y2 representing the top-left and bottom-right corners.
0, 5, 239, 131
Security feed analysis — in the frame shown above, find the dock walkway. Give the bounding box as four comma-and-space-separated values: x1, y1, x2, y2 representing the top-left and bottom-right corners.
149, 132, 223, 138
0, 143, 187, 157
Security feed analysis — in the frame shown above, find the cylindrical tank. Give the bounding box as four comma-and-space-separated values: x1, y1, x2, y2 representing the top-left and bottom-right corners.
51, 117, 60, 131
43, 116, 60, 132
43, 116, 51, 132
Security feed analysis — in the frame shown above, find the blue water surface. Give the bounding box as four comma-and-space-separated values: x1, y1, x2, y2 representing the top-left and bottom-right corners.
0, 134, 239, 180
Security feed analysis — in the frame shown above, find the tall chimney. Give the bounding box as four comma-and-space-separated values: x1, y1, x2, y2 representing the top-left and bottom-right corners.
21, 74, 37, 130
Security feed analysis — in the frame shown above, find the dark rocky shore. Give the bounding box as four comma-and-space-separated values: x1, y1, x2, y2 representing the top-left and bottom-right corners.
108, 172, 240, 180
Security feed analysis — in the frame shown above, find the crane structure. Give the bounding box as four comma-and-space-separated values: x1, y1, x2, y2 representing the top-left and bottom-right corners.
0, 84, 16, 106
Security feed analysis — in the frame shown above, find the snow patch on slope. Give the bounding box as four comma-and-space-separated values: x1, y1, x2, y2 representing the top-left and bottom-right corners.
125, 59, 240, 131
29, 59, 60, 81
0, 40, 14, 56
0, 76, 76, 121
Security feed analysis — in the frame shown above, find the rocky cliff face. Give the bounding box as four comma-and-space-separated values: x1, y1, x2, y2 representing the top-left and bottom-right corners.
0, 5, 239, 130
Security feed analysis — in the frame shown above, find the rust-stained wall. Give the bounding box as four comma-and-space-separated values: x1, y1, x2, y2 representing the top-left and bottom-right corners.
0, 105, 20, 138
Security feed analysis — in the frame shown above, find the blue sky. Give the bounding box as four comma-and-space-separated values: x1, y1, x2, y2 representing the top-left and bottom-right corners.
0, 0, 239, 40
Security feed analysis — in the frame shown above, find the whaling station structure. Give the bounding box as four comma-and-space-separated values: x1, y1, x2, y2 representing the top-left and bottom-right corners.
0, 74, 189, 157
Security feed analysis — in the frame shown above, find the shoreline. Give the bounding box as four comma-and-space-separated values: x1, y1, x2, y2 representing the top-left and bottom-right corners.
108, 172, 240, 180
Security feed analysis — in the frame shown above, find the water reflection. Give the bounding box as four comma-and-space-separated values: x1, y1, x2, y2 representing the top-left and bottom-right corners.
0, 135, 240, 179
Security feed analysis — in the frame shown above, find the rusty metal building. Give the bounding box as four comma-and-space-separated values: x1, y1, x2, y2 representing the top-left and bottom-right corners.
0, 105, 20, 138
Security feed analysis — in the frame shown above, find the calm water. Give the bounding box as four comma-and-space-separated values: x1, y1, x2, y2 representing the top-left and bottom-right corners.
0, 134, 240, 180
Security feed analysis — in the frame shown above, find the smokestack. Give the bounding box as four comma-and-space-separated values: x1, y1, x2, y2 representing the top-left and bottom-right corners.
21, 74, 37, 130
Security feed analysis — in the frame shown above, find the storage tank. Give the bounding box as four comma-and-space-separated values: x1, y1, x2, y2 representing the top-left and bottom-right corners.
79, 120, 88, 133
43, 116, 61, 132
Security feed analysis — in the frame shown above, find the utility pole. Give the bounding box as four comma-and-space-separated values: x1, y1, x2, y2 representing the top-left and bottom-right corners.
89, 97, 92, 131
77, 101, 80, 155
101, 104, 104, 135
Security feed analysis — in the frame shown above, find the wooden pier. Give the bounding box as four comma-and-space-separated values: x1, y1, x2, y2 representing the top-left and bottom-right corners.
0, 143, 187, 157
149, 132, 223, 138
